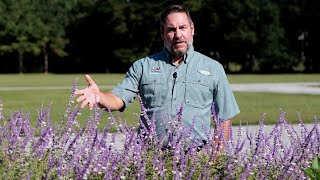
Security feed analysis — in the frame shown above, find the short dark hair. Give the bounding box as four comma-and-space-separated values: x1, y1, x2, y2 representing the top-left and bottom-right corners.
160, 5, 193, 34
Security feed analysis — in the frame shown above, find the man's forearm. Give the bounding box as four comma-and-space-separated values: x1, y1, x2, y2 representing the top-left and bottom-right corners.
221, 119, 232, 142
98, 92, 124, 111
213, 119, 232, 154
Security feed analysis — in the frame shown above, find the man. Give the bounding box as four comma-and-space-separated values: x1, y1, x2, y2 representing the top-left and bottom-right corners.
75, 5, 240, 149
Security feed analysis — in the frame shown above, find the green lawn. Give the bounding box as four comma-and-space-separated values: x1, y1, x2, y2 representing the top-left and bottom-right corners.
234, 92, 319, 125
227, 73, 320, 83
0, 73, 319, 131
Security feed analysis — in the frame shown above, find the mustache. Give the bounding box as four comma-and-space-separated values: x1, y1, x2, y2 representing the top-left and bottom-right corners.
173, 40, 186, 44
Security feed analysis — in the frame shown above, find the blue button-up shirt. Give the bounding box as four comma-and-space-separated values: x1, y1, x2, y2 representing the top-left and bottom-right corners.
112, 46, 240, 145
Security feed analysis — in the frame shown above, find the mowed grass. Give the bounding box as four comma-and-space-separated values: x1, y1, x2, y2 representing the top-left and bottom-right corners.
0, 73, 319, 131
227, 73, 320, 83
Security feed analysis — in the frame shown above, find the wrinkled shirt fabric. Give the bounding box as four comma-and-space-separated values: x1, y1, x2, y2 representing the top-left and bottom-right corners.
112, 46, 240, 146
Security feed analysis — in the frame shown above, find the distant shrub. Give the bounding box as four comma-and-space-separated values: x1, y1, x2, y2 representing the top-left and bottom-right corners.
0, 80, 319, 179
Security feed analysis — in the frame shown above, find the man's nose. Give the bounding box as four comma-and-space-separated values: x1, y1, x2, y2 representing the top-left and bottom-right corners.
174, 29, 182, 39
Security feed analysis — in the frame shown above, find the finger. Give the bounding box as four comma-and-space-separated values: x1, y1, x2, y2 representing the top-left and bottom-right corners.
88, 97, 98, 110
89, 102, 94, 110
76, 95, 86, 103
85, 74, 96, 86
74, 89, 84, 95
80, 99, 89, 108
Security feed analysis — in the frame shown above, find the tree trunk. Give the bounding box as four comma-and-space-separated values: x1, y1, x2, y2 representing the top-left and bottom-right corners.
43, 46, 48, 74
18, 51, 24, 74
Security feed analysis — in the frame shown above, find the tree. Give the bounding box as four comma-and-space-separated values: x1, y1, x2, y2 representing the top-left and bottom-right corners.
30, 0, 73, 74
256, 0, 293, 73
66, 0, 165, 73
0, 0, 40, 73
279, 0, 320, 72
197, 0, 294, 73
0, 0, 72, 74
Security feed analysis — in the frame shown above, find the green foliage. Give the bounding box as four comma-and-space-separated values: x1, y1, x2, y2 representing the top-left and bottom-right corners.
304, 156, 320, 180
0, 147, 49, 179
0, 0, 74, 73
1, 0, 320, 73
112, 149, 231, 179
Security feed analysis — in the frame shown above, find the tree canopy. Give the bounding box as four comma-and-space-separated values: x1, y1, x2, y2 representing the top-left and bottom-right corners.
0, 0, 319, 73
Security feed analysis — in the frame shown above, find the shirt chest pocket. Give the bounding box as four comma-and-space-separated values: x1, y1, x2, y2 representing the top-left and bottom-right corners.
185, 71, 214, 108
140, 75, 167, 108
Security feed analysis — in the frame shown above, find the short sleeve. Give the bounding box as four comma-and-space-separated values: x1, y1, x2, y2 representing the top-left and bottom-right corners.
111, 60, 142, 110
213, 65, 240, 122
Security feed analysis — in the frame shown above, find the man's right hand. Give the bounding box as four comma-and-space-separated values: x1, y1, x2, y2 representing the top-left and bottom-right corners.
75, 74, 101, 110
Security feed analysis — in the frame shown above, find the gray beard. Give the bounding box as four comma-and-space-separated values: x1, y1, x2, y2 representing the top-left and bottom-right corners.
170, 45, 189, 57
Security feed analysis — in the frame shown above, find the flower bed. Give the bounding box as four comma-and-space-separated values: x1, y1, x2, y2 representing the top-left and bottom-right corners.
0, 81, 319, 179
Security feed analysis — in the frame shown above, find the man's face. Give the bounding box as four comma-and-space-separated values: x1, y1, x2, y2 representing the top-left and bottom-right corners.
161, 12, 194, 58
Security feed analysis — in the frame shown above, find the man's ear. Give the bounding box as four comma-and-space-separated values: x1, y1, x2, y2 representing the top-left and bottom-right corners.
191, 23, 195, 35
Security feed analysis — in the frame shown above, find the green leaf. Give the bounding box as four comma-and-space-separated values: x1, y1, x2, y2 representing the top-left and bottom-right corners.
311, 157, 320, 170
304, 168, 316, 179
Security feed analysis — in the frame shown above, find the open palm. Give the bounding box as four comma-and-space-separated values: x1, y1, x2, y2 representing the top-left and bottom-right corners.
75, 75, 101, 110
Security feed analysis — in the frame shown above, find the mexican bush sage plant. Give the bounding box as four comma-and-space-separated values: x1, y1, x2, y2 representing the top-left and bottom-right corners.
0, 80, 319, 179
